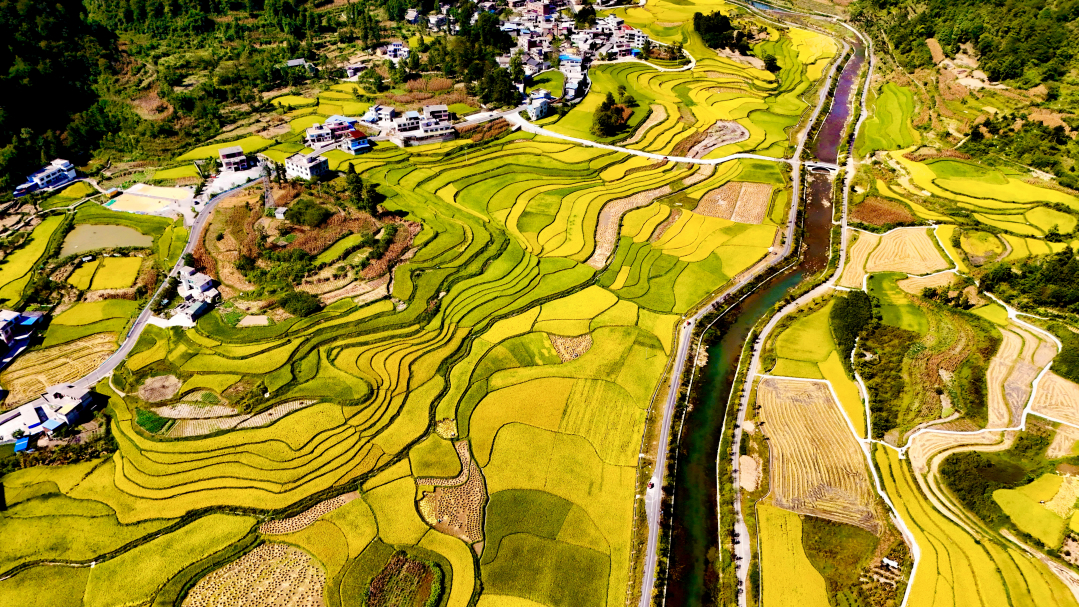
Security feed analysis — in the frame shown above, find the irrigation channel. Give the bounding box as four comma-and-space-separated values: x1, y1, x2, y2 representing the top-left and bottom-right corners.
660, 31, 867, 607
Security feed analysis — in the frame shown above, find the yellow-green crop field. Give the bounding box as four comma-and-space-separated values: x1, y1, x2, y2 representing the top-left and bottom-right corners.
0, 2, 859, 603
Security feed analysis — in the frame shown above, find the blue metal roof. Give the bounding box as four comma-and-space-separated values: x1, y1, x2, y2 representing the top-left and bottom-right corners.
14, 437, 29, 452
44, 419, 64, 430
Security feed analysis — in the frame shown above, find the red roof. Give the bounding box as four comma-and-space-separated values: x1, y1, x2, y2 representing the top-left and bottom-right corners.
348, 130, 368, 140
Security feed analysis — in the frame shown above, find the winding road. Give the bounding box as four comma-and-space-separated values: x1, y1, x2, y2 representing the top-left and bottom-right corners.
19, 177, 265, 408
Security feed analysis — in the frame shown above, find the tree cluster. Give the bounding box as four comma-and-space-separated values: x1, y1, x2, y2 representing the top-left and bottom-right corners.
981, 249, 1079, 314
592, 92, 630, 137
961, 117, 1079, 190
829, 290, 873, 371
692, 11, 750, 54
285, 198, 333, 227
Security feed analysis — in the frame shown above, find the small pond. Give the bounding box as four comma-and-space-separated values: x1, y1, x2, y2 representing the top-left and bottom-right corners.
60, 224, 153, 257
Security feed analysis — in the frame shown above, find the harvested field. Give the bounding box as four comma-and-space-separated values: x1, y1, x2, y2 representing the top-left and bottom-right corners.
138, 375, 181, 402
865, 228, 950, 275
0, 333, 117, 407
153, 403, 237, 418
417, 441, 487, 544
1048, 424, 1079, 459
757, 378, 880, 532
906, 428, 1004, 474
624, 105, 667, 145
739, 454, 761, 492
260, 492, 359, 534
237, 315, 270, 327
320, 274, 389, 305
986, 324, 1056, 427
549, 333, 593, 363
588, 186, 673, 269
1031, 372, 1079, 427
684, 121, 751, 158
1045, 475, 1079, 518
165, 400, 317, 438
838, 229, 880, 288
851, 197, 916, 226
181, 543, 325, 607
897, 271, 956, 295
695, 181, 773, 224
649, 208, 682, 242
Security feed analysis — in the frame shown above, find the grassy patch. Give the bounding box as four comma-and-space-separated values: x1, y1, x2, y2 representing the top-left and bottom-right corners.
90, 257, 143, 290
0, 216, 64, 305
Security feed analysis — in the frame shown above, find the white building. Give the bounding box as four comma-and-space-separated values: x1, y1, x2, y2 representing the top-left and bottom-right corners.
16, 159, 77, 196
393, 119, 457, 147
405, 8, 419, 23
394, 110, 423, 132
177, 266, 219, 304
362, 105, 397, 124
527, 97, 549, 120
424, 104, 451, 122
285, 153, 329, 181
0, 384, 92, 442
304, 123, 334, 145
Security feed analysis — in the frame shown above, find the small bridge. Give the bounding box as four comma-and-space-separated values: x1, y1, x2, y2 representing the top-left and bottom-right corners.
805, 161, 840, 173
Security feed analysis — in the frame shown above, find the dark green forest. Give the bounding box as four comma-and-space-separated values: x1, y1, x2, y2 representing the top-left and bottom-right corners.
982, 249, 1079, 313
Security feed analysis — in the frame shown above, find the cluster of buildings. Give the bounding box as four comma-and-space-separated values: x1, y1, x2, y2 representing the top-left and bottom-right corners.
362, 104, 459, 147
497, 14, 651, 100
0, 383, 94, 446
13, 159, 78, 198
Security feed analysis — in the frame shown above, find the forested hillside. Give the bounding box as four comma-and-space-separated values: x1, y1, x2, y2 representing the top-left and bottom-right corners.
0, 0, 115, 190
852, 0, 1079, 84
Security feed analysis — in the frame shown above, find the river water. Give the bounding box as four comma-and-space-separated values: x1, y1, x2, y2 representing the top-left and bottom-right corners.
661, 36, 865, 607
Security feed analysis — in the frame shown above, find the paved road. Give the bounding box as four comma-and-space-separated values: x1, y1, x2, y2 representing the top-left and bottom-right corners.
505, 111, 796, 167
21, 177, 265, 406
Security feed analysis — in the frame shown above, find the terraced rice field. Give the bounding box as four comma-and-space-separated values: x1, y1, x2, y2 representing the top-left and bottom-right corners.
0, 118, 813, 605
756, 378, 878, 531
985, 322, 1056, 427
1031, 372, 1079, 427
876, 445, 1079, 607
0, 216, 64, 305
855, 83, 918, 157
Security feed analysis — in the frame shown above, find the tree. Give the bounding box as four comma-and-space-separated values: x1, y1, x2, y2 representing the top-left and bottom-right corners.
407, 50, 420, 73
763, 54, 781, 73
510, 50, 525, 82
641, 38, 652, 58
345, 165, 365, 209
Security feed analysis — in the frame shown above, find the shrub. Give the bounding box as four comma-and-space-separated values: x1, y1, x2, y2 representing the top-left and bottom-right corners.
285, 199, 332, 227
278, 290, 322, 316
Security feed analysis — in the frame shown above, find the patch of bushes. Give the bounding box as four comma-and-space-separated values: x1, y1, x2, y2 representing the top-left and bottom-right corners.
830, 290, 873, 371
857, 323, 920, 438
278, 290, 322, 317
285, 199, 332, 227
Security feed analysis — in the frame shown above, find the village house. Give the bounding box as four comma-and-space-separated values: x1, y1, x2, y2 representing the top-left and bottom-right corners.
285, 153, 329, 181
345, 64, 366, 78
423, 104, 451, 122
339, 130, 372, 155
527, 97, 549, 120
380, 41, 410, 62
393, 110, 423, 133
177, 266, 220, 304
0, 384, 93, 444
14, 159, 77, 196
304, 123, 334, 145
405, 8, 419, 23
218, 146, 249, 172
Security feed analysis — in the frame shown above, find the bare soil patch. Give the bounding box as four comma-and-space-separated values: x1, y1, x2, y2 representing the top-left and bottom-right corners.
851, 197, 917, 227
549, 333, 593, 363
138, 375, 182, 402
417, 441, 487, 544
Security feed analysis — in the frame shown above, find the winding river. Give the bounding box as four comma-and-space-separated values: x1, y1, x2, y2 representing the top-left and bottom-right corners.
661, 33, 866, 607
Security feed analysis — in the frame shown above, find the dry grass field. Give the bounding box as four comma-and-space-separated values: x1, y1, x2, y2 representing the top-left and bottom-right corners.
624, 105, 667, 145
1031, 373, 1079, 427
865, 228, 951, 275
757, 377, 880, 532
138, 375, 181, 402
837, 229, 880, 288
164, 400, 317, 438
417, 453, 487, 545
181, 543, 325, 607
0, 333, 117, 407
